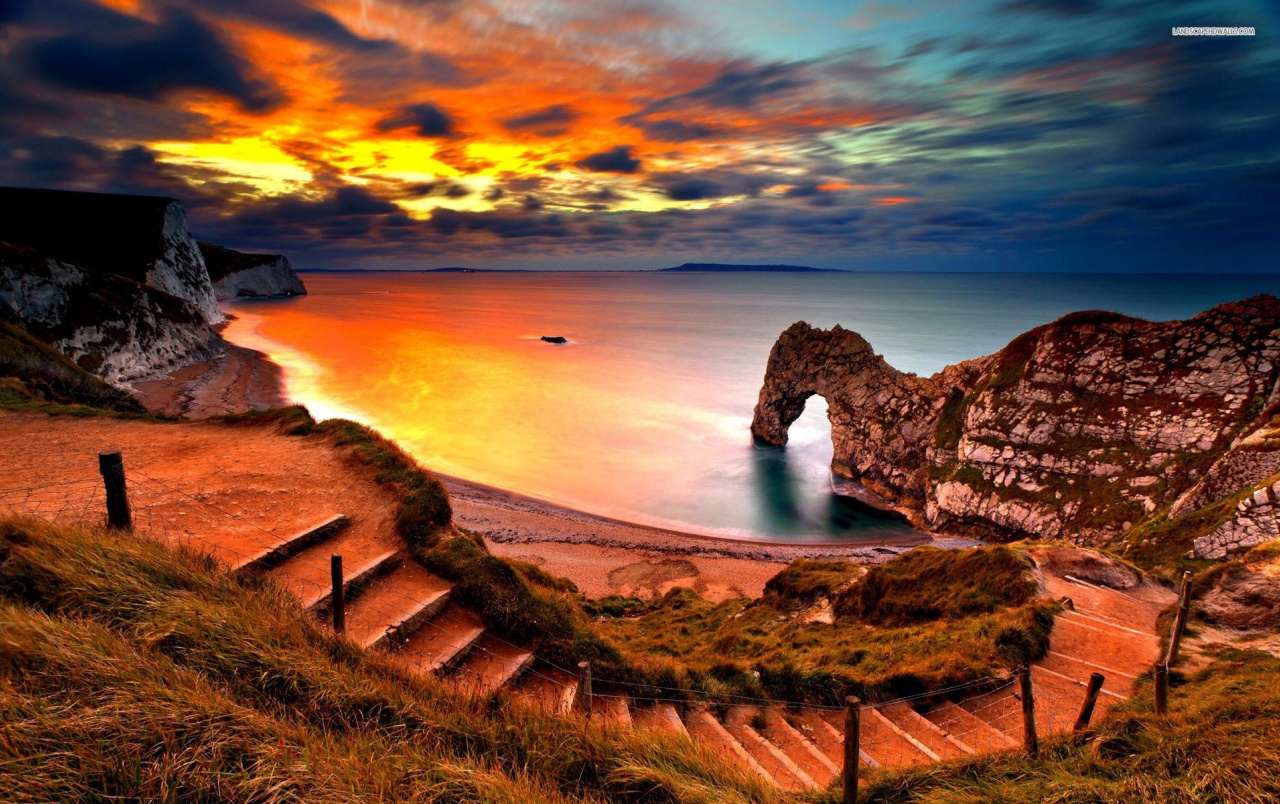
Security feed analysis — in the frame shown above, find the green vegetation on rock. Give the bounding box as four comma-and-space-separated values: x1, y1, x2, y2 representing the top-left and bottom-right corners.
835, 545, 1038, 625
594, 550, 1056, 706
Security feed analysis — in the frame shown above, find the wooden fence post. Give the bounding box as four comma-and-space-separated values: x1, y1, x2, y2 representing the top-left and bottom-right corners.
843, 696, 860, 804
576, 661, 592, 716
98, 451, 132, 531
331, 554, 345, 634
1154, 663, 1168, 716
1073, 672, 1106, 732
1019, 666, 1038, 758
1164, 570, 1192, 667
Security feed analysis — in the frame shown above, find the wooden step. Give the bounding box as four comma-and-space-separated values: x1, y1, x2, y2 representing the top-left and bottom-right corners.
879, 702, 972, 760
824, 707, 931, 769
1038, 651, 1134, 697
395, 601, 486, 674
632, 702, 687, 736
342, 565, 452, 650
233, 514, 350, 572
305, 550, 401, 612
592, 694, 633, 729
792, 709, 881, 772
761, 708, 838, 788
724, 707, 817, 792
956, 684, 1025, 747
1050, 615, 1160, 678
1030, 665, 1107, 735
1055, 573, 1164, 631
449, 633, 534, 694
685, 708, 777, 788
923, 701, 1019, 752
514, 666, 579, 716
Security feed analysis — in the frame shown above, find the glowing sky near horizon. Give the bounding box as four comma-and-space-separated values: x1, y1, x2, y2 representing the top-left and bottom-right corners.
0, 0, 1276, 269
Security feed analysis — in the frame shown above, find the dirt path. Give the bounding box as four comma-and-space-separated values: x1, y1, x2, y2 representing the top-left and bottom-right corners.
0, 410, 397, 571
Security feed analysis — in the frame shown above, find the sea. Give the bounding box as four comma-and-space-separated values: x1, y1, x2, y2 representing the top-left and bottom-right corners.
221, 271, 1280, 544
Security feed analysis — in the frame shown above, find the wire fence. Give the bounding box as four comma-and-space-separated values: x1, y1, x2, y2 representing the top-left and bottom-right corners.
0, 448, 1135, 789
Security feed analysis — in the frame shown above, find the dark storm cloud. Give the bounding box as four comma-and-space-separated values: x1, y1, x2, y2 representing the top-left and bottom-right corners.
177, 0, 395, 52
633, 119, 720, 142
377, 102, 454, 137
666, 62, 809, 110
576, 145, 641, 174
196, 184, 408, 248
501, 104, 579, 136
24, 11, 283, 112
1056, 186, 1195, 212
650, 167, 779, 202
919, 209, 1002, 228
1, 135, 105, 185
999, 0, 1100, 16
662, 177, 723, 201
429, 207, 571, 238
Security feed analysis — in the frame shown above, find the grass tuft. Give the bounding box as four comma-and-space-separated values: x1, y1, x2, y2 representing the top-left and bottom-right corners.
835, 546, 1038, 626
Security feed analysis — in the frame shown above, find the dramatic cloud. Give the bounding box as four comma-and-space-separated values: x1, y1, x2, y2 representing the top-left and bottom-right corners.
24, 11, 283, 112
377, 102, 454, 137
576, 145, 641, 174
0, 0, 1273, 269
502, 104, 579, 137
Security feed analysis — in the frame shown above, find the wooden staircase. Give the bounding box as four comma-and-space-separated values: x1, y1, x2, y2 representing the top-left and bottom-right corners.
242, 516, 1172, 793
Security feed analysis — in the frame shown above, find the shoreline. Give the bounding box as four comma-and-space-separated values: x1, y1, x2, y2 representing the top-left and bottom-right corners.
439, 471, 968, 563
134, 327, 982, 599
133, 328, 287, 419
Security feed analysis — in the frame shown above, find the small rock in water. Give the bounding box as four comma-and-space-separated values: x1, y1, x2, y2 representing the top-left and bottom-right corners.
541, 335, 568, 344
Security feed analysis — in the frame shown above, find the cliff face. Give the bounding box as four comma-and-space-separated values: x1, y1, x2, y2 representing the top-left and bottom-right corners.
0, 242, 220, 384
0, 187, 222, 324
199, 242, 307, 300
752, 297, 1280, 548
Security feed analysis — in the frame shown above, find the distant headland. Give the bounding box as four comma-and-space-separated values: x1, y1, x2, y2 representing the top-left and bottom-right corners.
658, 263, 834, 273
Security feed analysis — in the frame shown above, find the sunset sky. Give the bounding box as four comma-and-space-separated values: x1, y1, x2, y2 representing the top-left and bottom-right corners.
0, 0, 1276, 270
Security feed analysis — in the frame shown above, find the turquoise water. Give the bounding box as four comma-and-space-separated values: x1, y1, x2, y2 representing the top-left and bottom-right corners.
225, 272, 1280, 543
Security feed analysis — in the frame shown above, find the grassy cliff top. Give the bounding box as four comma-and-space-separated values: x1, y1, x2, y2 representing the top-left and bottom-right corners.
198, 241, 285, 282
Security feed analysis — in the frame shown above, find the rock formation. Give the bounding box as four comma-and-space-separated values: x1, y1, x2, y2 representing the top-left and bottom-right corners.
0, 187, 222, 323
199, 242, 307, 300
0, 242, 220, 384
752, 298, 1280, 548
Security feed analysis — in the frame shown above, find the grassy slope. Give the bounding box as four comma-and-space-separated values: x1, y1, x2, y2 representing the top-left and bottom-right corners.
218, 409, 649, 695
0, 516, 781, 804
0, 321, 145, 413
592, 549, 1056, 706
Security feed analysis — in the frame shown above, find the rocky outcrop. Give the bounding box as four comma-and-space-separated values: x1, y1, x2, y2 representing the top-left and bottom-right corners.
752, 298, 1280, 546
199, 242, 306, 300
0, 242, 220, 384
0, 187, 222, 323
1199, 562, 1280, 629
1193, 481, 1280, 559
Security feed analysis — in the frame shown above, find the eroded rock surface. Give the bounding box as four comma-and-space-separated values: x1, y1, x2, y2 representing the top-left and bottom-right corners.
752, 298, 1280, 546
0, 243, 220, 383
199, 242, 307, 300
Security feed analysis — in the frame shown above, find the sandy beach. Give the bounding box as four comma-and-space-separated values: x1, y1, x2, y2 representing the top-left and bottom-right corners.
134, 341, 974, 601
134, 338, 287, 419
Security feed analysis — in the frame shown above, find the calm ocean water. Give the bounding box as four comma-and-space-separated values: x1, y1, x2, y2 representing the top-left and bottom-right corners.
222, 272, 1280, 543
